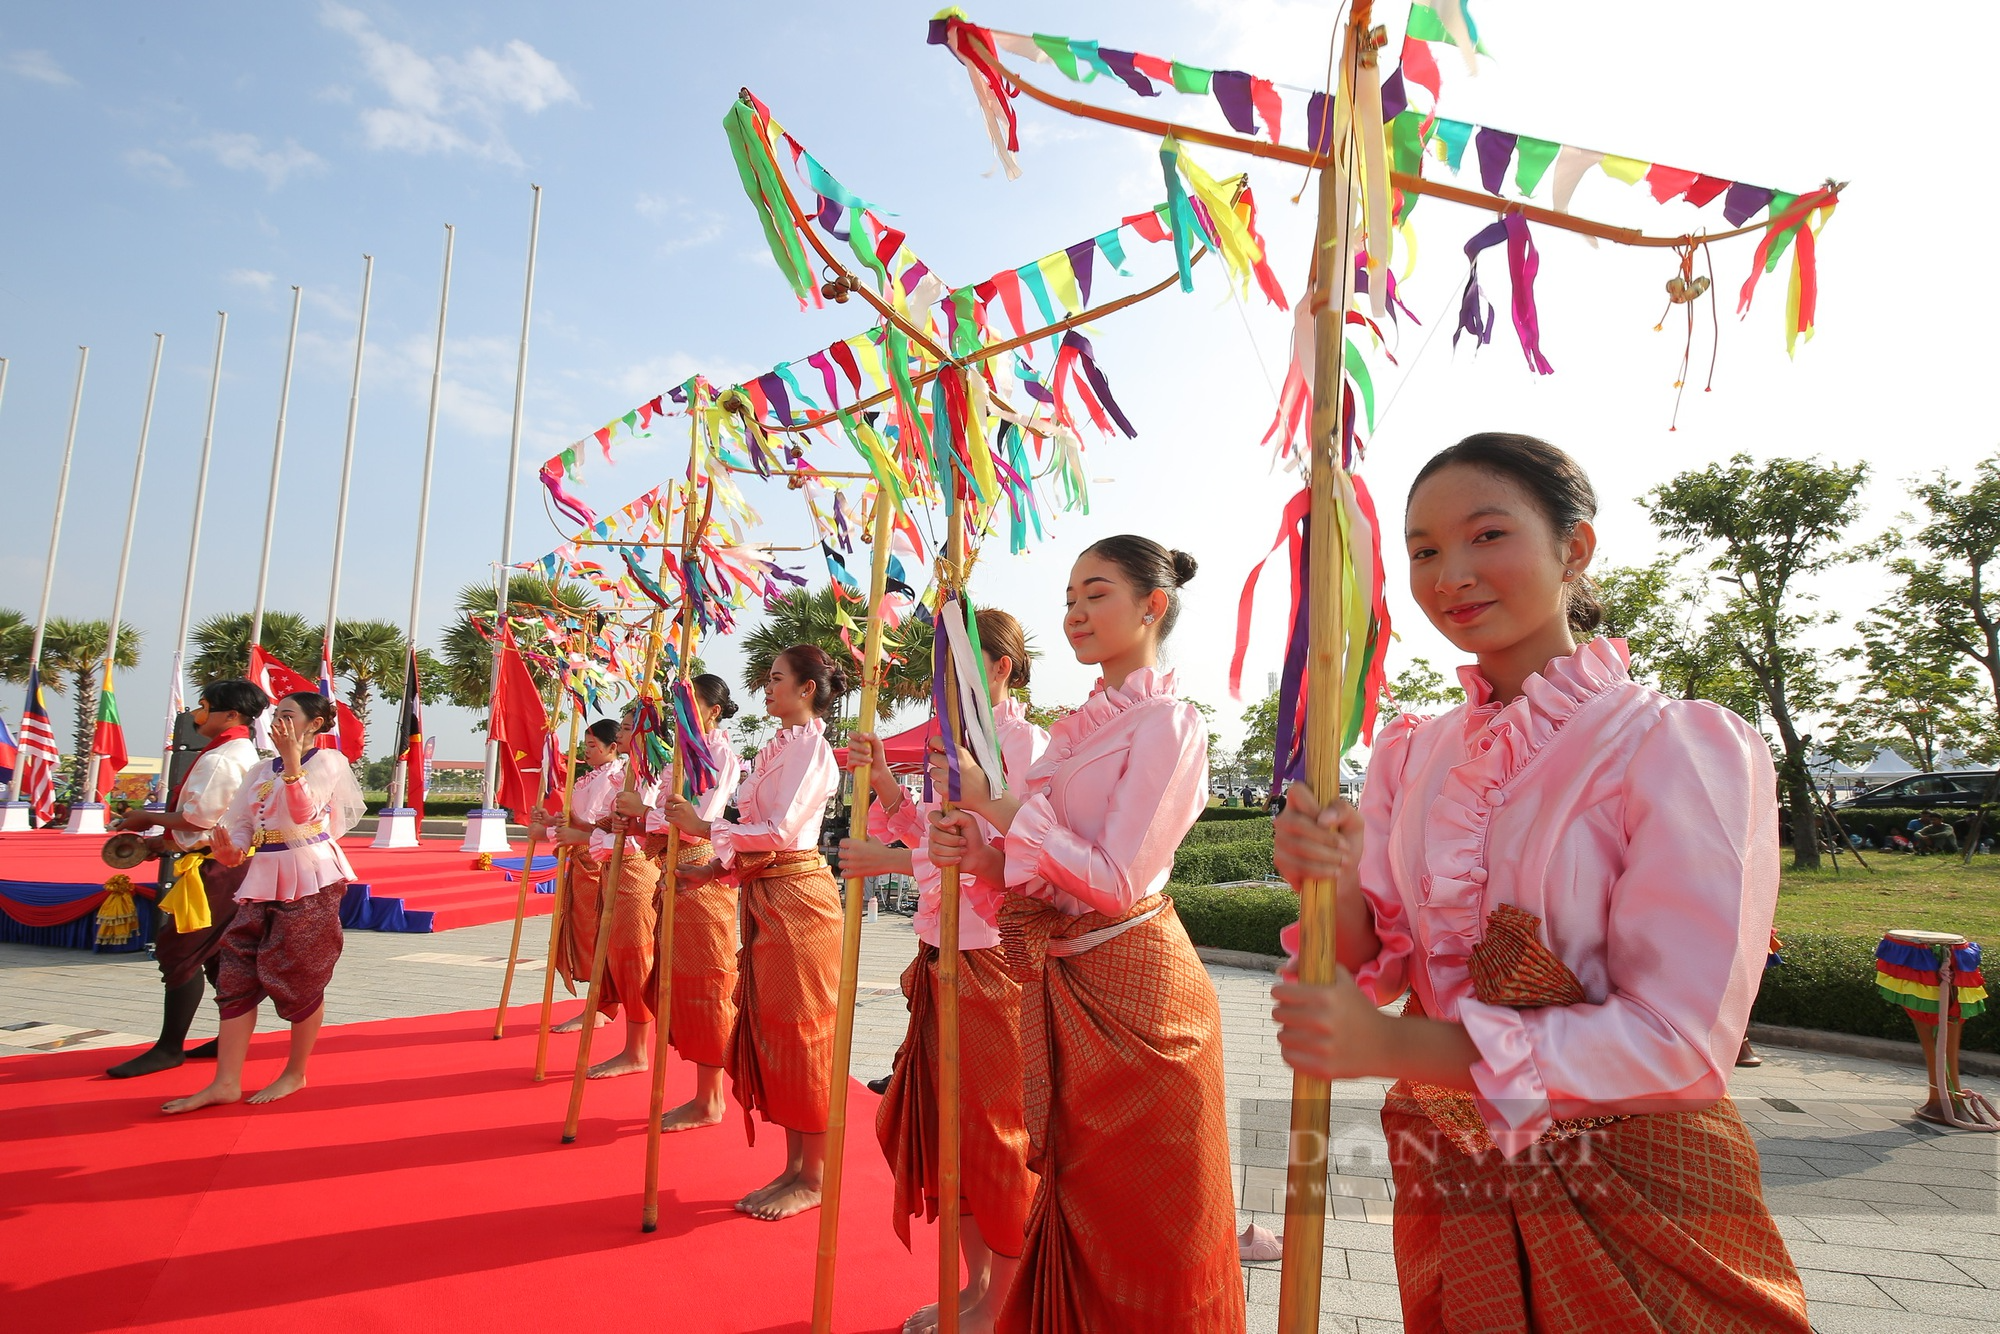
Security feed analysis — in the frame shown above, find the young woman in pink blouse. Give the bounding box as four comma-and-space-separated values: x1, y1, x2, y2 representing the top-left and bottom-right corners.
530, 721, 634, 1042
656, 645, 843, 1221
625, 673, 745, 1133
930, 537, 1246, 1334
1271, 434, 1808, 1329
842, 607, 1048, 1334
162, 691, 364, 1115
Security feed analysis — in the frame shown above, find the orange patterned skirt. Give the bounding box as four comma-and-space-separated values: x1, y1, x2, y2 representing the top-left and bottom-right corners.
560, 848, 661, 1022
997, 893, 1245, 1334
726, 850, 841, 1141
559, 853, 601, 999
663, 835, 738, 1068
875, 941, 1037, 1258
1385, 903, 1810, 1331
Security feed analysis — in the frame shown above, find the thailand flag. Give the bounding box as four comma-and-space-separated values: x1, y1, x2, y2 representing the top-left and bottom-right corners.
0, 712, 17, 785
15, 670, 61, 823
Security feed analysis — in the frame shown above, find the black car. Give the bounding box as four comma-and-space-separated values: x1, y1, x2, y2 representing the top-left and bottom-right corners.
1835, 771, 1998, 810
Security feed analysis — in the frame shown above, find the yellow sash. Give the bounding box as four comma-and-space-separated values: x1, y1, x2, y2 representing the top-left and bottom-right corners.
158, 853, 212, 934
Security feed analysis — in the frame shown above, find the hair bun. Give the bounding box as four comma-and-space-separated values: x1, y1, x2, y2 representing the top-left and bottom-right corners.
718, 698, 740, 720
1170, 550, 1198, 587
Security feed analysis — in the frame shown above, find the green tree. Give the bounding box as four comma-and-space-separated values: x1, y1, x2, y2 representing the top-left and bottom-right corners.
1238, 690, 1278, 785
738, 586, 932, 722
328, 619, 407, 739
187, 610, 318, 685
1831, 600, 1989, 773
1184, 698, 1231, 777
1597, 560, 1764, 721
1379, 657, 1465, 720
0, 607, 29, 684
32, 618, 143, 798
438, 575, 598, 717
1647, 454, 1869, 869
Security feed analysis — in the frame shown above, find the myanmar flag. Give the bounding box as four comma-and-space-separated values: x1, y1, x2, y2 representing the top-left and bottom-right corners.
92, 670, 130, 802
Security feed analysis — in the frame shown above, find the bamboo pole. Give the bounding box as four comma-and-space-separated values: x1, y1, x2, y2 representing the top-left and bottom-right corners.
493, 718, 556, 1039
972, 28, 1782, 251
933, 496, 968, 1334
563, 507, 677, 1143
534, 700, 587, 1080
1278, 11, 1366, 1331
644, 462, 719, 1232
811, 486, 898, 1333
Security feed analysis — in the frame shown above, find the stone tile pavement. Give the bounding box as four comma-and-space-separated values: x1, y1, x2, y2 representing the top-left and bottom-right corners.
4, 916, 1996, 1331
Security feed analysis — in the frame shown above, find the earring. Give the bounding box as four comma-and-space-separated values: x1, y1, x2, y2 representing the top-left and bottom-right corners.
1562, 569, 1576, 582
1143, 614, 1156, 625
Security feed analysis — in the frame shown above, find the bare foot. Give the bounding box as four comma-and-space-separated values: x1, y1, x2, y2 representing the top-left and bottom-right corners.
587, 1051, 647, 1080
746, 1179, 822, 1221
248, 1070, 308, 1104
552, 1010, 614, 1035
955, 1300, 1000, 1334
107, 1046, 186, 1079
903, 1286, 983, 1334
162, 1080, 240, 1115
660, 1097, 726, 1132
736, 1168, 797, 1214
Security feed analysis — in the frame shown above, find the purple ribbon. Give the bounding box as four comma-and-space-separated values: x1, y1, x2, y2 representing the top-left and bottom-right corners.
1379, 69, 1408, 123
1099, 48, 1158, 97
1066, 239, 1097, 305
1211, 71, 1258, 135
1060, 331, 1138, 437
1475, 128, 1517, 196
1723, 183, 1775, 227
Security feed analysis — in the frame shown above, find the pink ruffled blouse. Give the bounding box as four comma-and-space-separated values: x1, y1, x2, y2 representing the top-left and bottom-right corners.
564, 756, 646, 863
711, 719, 839, 869
648, 727, 742, 831
1311, 637, 1780, 1155
219, 750, 365, 903
1002, 667, 1209, 919
873, 697, 1049, 948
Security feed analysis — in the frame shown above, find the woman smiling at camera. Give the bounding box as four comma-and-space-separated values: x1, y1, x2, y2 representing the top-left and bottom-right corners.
1269, 434, 1807, 1330
929, 536, 1245, 1334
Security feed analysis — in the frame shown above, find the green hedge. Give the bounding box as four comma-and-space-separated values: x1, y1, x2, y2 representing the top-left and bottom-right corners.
360, 795, 488, 819
1198, 805, 1273, 823
1172, 839, 1277, 886
1180, 817, 1275, 847
1752, 931, 1997, 1053
1171, 881, 1297, 956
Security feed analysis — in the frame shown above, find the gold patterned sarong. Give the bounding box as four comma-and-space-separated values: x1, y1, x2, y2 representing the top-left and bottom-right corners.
996, 892, 1245, 1334
1386, 904, 1810, 1331
726, 850, 841, 1141
663, 835, 738, 1068
875, 941, 1037, 1257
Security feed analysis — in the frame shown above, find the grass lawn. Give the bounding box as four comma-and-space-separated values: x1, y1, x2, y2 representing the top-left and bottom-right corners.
1776, 852, 2000, 942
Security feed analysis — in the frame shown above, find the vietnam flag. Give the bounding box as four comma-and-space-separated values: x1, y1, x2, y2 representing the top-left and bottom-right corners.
248, 645, 364, 763
488, 630, 550, 821
91, 669, 130, 802
393, 646, 425, 825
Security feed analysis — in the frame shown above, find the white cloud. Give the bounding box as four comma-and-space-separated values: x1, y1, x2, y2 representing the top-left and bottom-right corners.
195, 132, 326, 189
122, 147, 187, 188
226, 268, 276, 291
3, 48, 74, 86
635, 194, 725, 253
319, 2, 578, 165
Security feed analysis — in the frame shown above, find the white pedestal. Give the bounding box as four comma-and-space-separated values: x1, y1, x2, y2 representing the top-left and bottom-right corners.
371, 807, 421, 850
0, 802, 37, 832
63, 803, 108, 835
459, 808, 515, 854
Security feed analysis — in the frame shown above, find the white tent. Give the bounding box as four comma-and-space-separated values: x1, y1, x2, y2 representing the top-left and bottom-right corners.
1861, 747, 1918, 776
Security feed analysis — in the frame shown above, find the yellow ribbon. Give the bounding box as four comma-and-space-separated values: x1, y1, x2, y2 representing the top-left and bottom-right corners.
158, 853, 212, 934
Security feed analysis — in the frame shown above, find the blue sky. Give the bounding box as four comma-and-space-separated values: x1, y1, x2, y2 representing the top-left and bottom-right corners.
1, 2, 1987, 764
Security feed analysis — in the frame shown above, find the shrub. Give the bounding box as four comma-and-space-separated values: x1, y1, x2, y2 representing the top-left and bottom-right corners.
1198, 805, 1272, 823
1171, 881, 1297, 956
1172, 838, 1276, 886
1752, 931, 1996, 1054
1179, 817, 1275, 847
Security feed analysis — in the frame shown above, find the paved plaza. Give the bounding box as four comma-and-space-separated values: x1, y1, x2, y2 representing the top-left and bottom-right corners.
3, 913, 1995, 1331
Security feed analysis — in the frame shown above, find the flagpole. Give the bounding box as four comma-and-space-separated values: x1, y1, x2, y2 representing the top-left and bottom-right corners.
249, 287, 304, 664
82, 332, 164, 810
388, 224, 454, 820
153, 312, 229, 811
1, 347, 87, 825
320, 256, 373, 742
468, 185, 541, 855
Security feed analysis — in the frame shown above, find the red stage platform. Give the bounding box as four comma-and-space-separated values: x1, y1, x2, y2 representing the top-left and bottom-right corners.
0, 1006, 936, 1333
0, 832, 553, 936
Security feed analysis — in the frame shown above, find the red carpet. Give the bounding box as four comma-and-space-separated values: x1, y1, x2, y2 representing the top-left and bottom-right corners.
0, 832, 551, 933
0, 1006, 938, 1332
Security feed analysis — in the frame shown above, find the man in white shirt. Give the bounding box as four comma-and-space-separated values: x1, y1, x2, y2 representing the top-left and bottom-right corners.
105, 679, 268, 1078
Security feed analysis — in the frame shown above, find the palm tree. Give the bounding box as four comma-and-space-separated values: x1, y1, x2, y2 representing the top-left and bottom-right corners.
187, 610, 319, 685
439, 575, 597, 717
739, 585, 934, 724
0, 607, 29, 685
330, 619, 407, 737
33, 618, 142, 798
